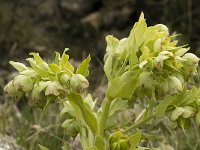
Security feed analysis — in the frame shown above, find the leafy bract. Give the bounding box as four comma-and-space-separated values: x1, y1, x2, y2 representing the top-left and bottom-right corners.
76, 55, 91, 77
107, 70, 141, 100
68, 92, 98, 134
104, 53, 113, 81
129, 131, 141, 150
59, 52, 74, 73
9, 61, 28, 72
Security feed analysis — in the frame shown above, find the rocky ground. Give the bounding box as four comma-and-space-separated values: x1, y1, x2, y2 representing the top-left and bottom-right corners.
0, 134, 22, 150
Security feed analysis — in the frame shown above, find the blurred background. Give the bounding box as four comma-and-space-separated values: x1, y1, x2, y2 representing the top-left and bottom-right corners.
0, 0, 200, 149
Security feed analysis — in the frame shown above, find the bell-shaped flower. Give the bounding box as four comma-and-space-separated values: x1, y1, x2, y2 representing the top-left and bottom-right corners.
163, 76, 183, 95
4, 80, 17, 97
70, 74, 89, 93
139, 71, 154, 89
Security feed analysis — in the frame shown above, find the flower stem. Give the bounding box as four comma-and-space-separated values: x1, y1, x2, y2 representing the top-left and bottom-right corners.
98, 97, 112, 137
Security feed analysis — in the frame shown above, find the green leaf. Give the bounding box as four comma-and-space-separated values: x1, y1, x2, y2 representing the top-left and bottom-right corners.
105, 35, 119, 53
177, 117, 191, 133
55, 51, 61, 64
48, 64, 60, 73
84, 94, 96, 111
30, 53, 53, 73
60, 101, 76, 118
129, 131, 141, 149
9, 61, 28, 72
27, 58, 54, 78
155, 95, 177, 118
104, 54, 113, 81
109, 99, 128, 117
131, 13, 147, 50
156, 88, 200, 118
66, 121, 80, 138
165, 60, 180, 72
177, 88, 200, 106
76, 55, 91, 77
62, 119, 74, 128
38, 144, 49, 150
68, 92, 98, 134
107, 70, 141, 99
130, 43, 138, 67
30, 52, 44, 64
175, 47, 190, 56
59, 53, 74, 73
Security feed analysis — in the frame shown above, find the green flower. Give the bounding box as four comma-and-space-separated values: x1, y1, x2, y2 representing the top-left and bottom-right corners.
104, 12, 199, 101
70, 74, 89, 93
12, 75, 33, 92
4, 50, 90, 108
163, 76, 183, 95
139, 71, 154, 89
4, 81, 17, 97
183, 53, 199, 65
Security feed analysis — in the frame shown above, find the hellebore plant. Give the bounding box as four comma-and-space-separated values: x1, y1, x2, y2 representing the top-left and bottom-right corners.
4, 13, 200, 150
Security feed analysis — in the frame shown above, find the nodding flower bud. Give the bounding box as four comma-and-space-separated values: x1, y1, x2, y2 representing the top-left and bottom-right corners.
171, 72, 184, 85
4, 80, 17, 97
153, 38, 162, 52
139, 71, 153, 89
12, 75, 33, 92
70, 74, 89, 93
4, 75, 33, 96
171, 107, 184, 121
182, 53, 199, 77
59, 73, 70, 85
163, 76, 183, 95
183, 53, 199, 66
153, 51, 174, 70
154, 24, 169, 34
182, 106, 195, 118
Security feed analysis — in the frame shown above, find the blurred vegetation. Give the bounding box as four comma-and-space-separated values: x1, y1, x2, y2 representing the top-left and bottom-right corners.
0, 0, 200, 149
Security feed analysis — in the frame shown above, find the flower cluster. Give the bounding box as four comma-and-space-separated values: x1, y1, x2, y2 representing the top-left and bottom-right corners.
104, 12, 199, 99
4, 50, 90, 108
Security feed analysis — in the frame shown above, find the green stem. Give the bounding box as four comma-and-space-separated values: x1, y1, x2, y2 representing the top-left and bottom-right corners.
123, 115, 154, 134
98, 97, 112, 136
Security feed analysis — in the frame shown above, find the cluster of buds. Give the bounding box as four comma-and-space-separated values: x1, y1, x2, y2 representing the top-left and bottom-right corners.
104, 12, 199, 99
4, 50, 90, 108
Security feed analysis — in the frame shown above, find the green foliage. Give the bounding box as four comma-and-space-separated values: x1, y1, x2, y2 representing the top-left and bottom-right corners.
3, 12, 200, 150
